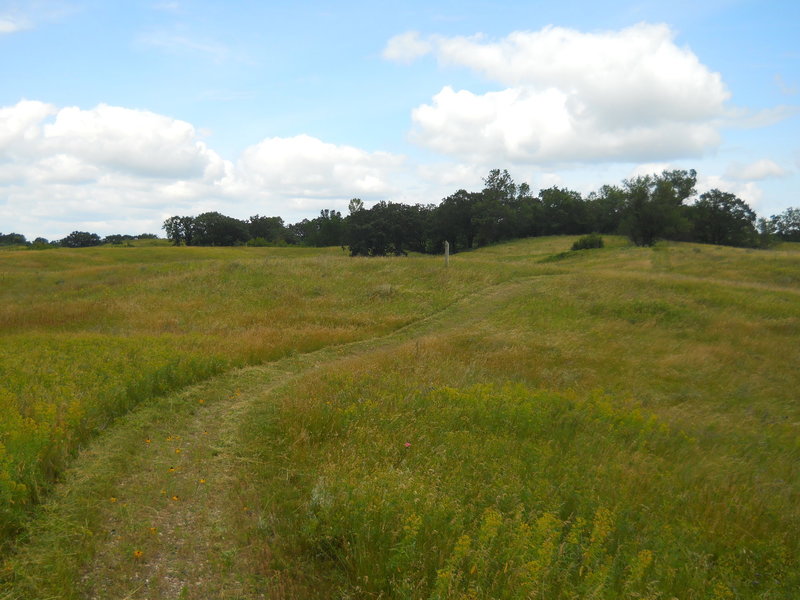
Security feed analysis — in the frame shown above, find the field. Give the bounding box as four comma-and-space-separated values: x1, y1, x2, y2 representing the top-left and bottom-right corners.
1, 237, 799, 599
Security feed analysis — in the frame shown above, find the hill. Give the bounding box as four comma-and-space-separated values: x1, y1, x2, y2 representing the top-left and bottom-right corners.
1, 237, 799, 599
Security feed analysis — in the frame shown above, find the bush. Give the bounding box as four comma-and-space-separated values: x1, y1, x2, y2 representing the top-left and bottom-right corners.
571, 233, 604, 251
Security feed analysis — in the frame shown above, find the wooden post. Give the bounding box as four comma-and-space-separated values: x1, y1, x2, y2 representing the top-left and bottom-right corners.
444, 240, 450, 267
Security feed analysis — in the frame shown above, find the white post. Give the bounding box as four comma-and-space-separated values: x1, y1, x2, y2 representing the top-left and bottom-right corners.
444, 240, 450, 267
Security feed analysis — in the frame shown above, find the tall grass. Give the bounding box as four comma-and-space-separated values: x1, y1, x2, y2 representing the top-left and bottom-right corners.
1, 237, 799, 599
245, 372, 799, 597
0, 244, 507, 542
232, 239, 800, 598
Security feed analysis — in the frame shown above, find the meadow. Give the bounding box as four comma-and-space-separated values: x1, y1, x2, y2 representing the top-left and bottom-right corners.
1, 237, 799, 599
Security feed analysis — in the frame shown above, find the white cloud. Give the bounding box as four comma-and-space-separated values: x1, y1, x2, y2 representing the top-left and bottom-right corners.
0, 2, 78, 35
627, 163, 674, 179
237, 134, 403, 200
697, 174, 764, 210
0, 100, 406, 239
725, 159, 787, 181
382, 31, 433, 63
0, 15, 30, 34
411, 84, 720, 165
393, 24, 731, 166
42, 103, 226, 179
0, 100, 57, 153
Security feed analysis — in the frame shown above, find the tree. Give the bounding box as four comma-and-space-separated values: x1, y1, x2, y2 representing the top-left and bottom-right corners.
586, 185, 626, 234
770, 207, 800, 242
288, 211, 346, 247
191, 212, 249, 246
163, 216, 195, 246
315, 210, 346, 247
348, 198, 364, 214
61, 231, 102, 248
345, 201, 430, 256
509, 184, 541, 238
0, 232, 27, 246
249, 215, 286, 244
688, 189, 757, 247
482, 168, 517, 202
430, 190, 480, 252
103, 234, 135, 245
620, 169, 696, 246
537, 187, 588, 236
346, 202, 387, 256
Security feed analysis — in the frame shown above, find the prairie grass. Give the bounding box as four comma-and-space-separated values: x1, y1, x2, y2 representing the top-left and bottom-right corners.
1, 237, 799, 599
231, 239, 800, 598
0, 244, 506, 541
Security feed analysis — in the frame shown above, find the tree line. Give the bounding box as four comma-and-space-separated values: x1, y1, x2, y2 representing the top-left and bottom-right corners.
3, 168, 798, 252
159, 168, 800, 254
0, 232, 159, 249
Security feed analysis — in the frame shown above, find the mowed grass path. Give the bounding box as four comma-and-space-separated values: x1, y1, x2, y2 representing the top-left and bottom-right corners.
2, 238, 800, 599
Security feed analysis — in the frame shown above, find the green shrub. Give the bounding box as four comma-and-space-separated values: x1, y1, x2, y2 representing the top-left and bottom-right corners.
571, 233, 604, 251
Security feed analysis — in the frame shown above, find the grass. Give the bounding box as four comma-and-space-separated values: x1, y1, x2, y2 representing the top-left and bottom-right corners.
0, 244, 507, 541
1, 237, 799, 598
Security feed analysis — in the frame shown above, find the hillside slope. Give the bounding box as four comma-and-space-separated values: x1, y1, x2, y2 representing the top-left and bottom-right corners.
2, 238, 799, 599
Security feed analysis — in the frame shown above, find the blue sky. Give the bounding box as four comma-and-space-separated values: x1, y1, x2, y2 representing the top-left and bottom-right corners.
1, 0, 798, 240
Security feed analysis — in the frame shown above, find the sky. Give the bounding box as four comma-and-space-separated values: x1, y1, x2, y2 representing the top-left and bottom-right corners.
0, 0, 798, 241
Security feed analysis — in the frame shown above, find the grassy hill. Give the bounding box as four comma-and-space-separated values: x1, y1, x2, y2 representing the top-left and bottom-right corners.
1, 237, 798, 598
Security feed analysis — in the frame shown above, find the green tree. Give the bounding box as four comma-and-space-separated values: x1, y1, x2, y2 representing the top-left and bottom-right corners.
344, 201, 431, 256
249, 215, 286, 244
191, 212, 250, 246
162, 216, 195, 246
0, 233, 27, 246
586, 185, 626, 234
770, 207, 800, 242
431, 190, 480, 252
537, 187, 588, 236
474, 169, 521, 244
289, 210, 346, 247
103, 234, 135, 245
348, 198, 365, 214
620, 169, 696, 246
688, 189, 757, 247
60, 231, 102, 248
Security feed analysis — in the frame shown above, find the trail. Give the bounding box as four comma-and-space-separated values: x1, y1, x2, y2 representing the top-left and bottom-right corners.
9, 275, 537, 600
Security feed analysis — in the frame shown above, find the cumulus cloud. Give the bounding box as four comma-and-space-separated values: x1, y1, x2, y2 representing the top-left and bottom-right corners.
696, 174, 764, 210
725, 159, 787, 181
0, 100, 405, 238
237, 134, 403, 201
41, 103, 227, 179
0, 100, 57, 152
389, 23, 732, 165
